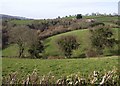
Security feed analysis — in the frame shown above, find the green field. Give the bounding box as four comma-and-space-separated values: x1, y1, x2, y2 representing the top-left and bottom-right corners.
64, 15, 118, 22
84, 16, 118, 22
2, 56, 118, 79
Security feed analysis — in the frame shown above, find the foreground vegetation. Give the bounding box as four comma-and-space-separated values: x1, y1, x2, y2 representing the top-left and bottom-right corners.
2, 68, 119, 85
2, 56, 118, 86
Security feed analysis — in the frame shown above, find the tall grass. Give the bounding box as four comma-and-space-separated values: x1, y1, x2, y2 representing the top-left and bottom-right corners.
2, 68, 119, 85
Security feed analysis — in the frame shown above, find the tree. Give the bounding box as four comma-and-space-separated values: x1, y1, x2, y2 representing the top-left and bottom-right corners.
58, 16, 61, 19
25, 29, 44, 58
2, 20, 17, 49
28, 40, 44, 58
2, 20, 10, 49
89, 25, 116, 55
27, 20, 49, 32
2, 28, 9, 49
8, 25, 30, 57
56, 35, 79, 58
76, 14, 82, 19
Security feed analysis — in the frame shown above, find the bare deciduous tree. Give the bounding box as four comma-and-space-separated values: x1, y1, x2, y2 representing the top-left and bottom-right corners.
9, 25, 30, 57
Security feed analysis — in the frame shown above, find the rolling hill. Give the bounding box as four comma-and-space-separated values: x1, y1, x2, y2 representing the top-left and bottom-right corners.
2, 28, 119, 57
0, 14, 32, 20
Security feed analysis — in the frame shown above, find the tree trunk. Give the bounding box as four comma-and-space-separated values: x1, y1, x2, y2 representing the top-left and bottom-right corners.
18, 44, 24, 58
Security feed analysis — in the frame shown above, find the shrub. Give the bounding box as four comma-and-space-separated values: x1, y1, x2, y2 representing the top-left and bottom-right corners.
90, 22, 105, 27
56, 35, 80, 58
76, 14, 82, 19
89, 25, 116, 55
28, 40, 44, 59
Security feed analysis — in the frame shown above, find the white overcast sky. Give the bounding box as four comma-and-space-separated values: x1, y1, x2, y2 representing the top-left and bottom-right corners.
0, 0, 119, 19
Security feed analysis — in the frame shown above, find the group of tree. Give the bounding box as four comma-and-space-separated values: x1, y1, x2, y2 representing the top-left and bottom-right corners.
4, 24, 44, 58
2, 23, 117, 58
2, 14, 119, 50
2, 20, 15, 49
90, 12, 118, 16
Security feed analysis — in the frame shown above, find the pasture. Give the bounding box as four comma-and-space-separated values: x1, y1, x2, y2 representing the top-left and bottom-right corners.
2, 56, 118, 79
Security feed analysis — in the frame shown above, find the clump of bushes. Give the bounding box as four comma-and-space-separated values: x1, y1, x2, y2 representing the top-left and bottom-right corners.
28, 40, 44, 59
76, 14, 82, 19
89, 25, 116, 55
2, 68, 119, 85
90, 22, 105, 27
56, 35, 80, 58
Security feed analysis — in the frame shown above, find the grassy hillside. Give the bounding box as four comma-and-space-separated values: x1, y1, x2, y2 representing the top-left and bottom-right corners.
44, 28, 119, 57
2, 44, 29, 57
2, 28, 119, 57
2, 44, 19, 57
2, 56, 118, 79
44, 29, 90, 57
